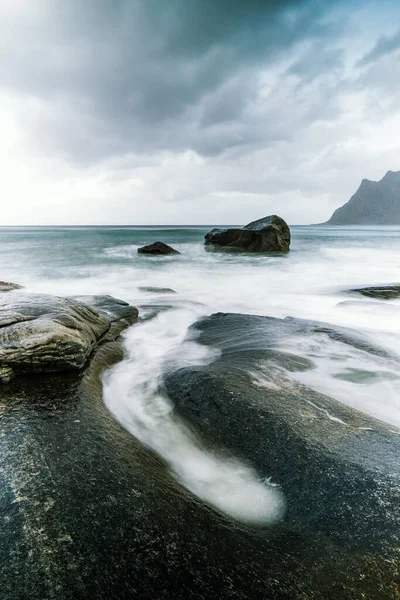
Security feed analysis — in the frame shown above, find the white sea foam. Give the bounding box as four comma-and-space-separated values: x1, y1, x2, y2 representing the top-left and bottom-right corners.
103, 308, 285, 524
2, 225, 400, 521
281, 333, 400, 427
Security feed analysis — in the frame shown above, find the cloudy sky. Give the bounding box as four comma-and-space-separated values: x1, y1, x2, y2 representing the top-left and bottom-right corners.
1, 0, 400, 225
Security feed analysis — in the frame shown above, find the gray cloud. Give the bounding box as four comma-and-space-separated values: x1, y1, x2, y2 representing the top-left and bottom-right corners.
0, 0, 340, 163
287, 44, 344, 84
2, 0, 400, 225
357, 28, 400, 67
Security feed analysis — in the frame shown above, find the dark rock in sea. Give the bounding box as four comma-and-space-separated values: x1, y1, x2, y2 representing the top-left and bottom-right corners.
204, 214, 290, 253
138, 286, 177, 294
325, 170, 400, 225
164, 312, 400, 595
0, 293, 138, 383
347, 284, 400, 300
138, 242, 180, 255
0, 280, 23, 292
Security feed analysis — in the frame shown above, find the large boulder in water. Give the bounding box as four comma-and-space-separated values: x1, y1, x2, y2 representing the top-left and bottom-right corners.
164, 312, 400, 588
204, 215, 290, 253
138, 241, 180, 255
0, 293, 138, 383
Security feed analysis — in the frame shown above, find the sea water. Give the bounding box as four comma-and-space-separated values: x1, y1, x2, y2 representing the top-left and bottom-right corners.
1, 225, 400, 522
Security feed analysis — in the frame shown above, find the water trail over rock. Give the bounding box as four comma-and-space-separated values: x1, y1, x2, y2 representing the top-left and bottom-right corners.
103, 308, 285, 524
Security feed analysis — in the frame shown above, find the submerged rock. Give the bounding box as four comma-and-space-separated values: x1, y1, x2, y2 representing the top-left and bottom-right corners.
138, 242, 180, 255
348, 284, 400, 300
204, 215, 290, 253
0, 281, 23, 292
138, 286, 177, 294
0, 293, 138, 382
164, 312, 400, 576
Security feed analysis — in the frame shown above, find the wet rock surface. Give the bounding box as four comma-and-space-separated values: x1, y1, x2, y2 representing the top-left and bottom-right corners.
138, 286, 177, 294
137, 242, 180, 255
0, 281, 23, 292
0, 293, 138, 382
204, 215, 291, 253
348, 284, 400, 299
164, 312, 400, 596
2, 339, 400, 600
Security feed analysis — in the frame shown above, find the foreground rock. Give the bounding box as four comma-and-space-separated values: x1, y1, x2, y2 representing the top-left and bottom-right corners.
0, 280, 23, 292
138, 242, 180, 255
1, 320, 399, 599
0, 293, 138, 382
348, 284, 400, 300
164, 312, 400, 596
205, 215, 290, 253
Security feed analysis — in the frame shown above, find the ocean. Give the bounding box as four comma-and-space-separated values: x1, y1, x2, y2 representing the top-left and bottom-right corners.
2, 224, 400, 523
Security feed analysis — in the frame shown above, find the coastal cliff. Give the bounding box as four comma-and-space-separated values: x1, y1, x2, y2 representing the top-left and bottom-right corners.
326, 170, 400, 225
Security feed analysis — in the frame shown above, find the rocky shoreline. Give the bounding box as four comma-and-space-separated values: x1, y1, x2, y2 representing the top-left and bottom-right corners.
1, 283, 400, 598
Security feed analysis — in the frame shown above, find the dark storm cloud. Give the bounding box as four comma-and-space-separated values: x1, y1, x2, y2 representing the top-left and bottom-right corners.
0, 0, 338, 163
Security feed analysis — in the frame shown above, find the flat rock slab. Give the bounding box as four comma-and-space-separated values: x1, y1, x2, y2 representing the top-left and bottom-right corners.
138, 242, 180, 255
348, 285, 400, 299
0, 293, 138, 382
1, 344, 399, 599
164, 312, 400, 590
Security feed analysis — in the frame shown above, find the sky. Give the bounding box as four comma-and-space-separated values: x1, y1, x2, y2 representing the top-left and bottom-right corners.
1, 0, 400, 225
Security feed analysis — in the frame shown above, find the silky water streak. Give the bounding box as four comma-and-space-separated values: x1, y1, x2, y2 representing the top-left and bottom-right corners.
102, 306, 285, 524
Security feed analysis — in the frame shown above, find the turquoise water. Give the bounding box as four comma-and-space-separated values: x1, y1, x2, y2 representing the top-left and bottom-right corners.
1, 224, 400, 276
1, 223, 400, 398
1, 224, 400, 323
2, 223, 400, 415
2, 224, 400, 521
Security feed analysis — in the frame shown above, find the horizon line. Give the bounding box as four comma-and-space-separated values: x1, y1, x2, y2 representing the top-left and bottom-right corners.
0, 223, 329, 228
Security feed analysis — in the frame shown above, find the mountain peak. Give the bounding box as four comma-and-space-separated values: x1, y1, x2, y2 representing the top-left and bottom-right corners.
381, 169, 400, 181
325, 170, 400, 225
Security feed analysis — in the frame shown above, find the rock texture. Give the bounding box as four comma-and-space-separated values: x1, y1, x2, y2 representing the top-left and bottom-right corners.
165, 312, 400, 567
347, 285, 400, 300
2, 315, 400, 599
137, 242, 180, 255
0, 281, 23, 292
326, 170, 400, 225
204, 215, 290, 252
0, 346, 383, 600
0, 293, 138, 382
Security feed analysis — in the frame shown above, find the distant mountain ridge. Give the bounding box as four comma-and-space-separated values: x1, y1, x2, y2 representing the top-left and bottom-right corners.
325, 170, 400, 225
